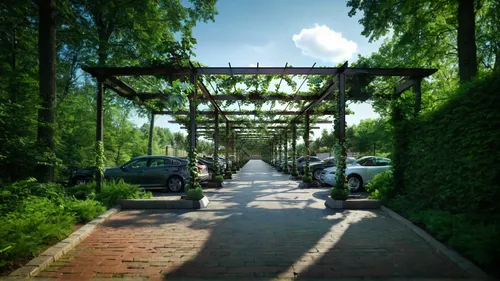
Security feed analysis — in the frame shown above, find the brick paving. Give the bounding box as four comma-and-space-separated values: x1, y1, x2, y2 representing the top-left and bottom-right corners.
37, 160, 470, 280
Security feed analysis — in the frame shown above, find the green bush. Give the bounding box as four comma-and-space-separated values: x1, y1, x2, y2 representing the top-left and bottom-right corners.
394, 205, 500, 266
66, 199, 106, 222
214, 175, 224, 183
225, 171, 232, 176
186, 187, 204, 200
0, 197, 76, 269
330, 187, 349, 200
65, 182, 96, 200
366, 170, 395, 202
96, 179, 152, 207
302, 175, 312, 183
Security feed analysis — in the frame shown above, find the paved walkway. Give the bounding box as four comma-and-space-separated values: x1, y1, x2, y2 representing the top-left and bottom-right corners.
38, 160, 471, 280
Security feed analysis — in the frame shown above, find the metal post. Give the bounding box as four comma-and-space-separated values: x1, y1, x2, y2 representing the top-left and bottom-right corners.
304, 112, 310, 178
338, 72, 347, 186
283, 129, 288, 173
292, 123, 297, 176
95, 79, 104, 193
278, 135, 282, 170
214, 113, 220, 175
147, 113, 155, 155
225, 121, 230, 172
414, 79, 422, 117
189, 71, 197, 186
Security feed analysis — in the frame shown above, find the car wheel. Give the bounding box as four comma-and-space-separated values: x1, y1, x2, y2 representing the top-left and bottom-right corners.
347, 174, 363, 192
313, 169, 322, 181
167, 176, 184, 192
74, 178, 89, 186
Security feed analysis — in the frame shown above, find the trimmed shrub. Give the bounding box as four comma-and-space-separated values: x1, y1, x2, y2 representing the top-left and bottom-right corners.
330, 187, 349, 200
186, 187, 204, 200
302, 175, 312, 183
214, 175, 224, 183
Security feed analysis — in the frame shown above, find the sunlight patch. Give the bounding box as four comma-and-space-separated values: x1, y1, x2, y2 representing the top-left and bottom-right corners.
292, 24, 357, 63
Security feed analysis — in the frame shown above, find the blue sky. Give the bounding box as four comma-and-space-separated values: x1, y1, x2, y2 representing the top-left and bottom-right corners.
132, 0, 383, 138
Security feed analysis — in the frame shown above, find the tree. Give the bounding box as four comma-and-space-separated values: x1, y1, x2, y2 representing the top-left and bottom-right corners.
35, 0, 57, 182
346, 0, 486, 82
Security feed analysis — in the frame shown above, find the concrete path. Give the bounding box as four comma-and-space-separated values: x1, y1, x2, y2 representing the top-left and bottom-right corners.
38, 160, 471, 280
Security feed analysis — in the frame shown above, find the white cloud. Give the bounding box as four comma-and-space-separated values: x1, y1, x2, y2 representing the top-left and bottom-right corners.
292, 24, 358, 63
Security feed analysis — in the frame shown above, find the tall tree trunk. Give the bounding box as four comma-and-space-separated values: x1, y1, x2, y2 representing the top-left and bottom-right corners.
457, 0, 478, 82
36, 0, 57, 182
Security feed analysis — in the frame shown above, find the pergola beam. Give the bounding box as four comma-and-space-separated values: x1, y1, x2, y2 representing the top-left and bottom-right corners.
83, 66, 437, 77
170, 120, 331, 124
181, 126, 320, 130
154, 110, 336, 116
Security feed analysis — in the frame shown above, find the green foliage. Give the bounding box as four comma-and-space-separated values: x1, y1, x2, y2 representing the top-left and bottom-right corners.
98, 180, 152, 207
214, 175, 224, 183
302, 175, 312, 183
330, 187, 349, 201
66, 199, 106, 222
398, 73, 500, 216
0, 197, 76, 269
389, 198, 500, 267
366, 170, 395, 202
186, 187, 204, 201
387, 72, 500, 273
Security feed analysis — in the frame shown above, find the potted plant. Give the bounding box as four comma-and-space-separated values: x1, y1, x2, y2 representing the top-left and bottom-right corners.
325, 185, 350, 209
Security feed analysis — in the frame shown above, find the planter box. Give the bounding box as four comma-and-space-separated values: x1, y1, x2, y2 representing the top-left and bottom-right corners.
119, 196, 210, 210
299, 181, 321, 188
202, 180, 223, 188
325, 197, 380, 210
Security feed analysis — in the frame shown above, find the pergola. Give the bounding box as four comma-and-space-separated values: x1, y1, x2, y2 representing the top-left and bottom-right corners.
82, 62, 436, 190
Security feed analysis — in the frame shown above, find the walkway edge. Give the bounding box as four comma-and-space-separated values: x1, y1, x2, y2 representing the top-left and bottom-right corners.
8, 205, 121, 279
381, 206, 491, 280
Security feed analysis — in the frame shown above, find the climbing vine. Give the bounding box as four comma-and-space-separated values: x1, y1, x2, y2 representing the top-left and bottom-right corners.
331, 86, 349, 200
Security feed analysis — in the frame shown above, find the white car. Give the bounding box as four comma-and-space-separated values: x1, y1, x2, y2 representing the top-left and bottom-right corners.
319, 156, 392, 192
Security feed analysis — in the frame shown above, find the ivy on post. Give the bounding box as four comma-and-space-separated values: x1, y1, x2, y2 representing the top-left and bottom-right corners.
391, 87, 406, 192
231, 131, 236, 172
95, 79, 105, 193
278, 134, 282, 171
291, 123, 298, 176
224, 121, 231, 179
147, 113, 155, 155
303, 112, 311, 182
283, 129, 289, 173
331, 70, 349, 200
187, 70, 200, 191
213, 111, 221, 178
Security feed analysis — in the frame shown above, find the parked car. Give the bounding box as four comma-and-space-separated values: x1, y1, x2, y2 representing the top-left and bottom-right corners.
71, 166, 98, 186
201, 156, 225, 170
71, 156, 210, 192
319, 156, 392, 191
296, 156, 322, 174
309, 157, 357, 181
198, 158, 217, 179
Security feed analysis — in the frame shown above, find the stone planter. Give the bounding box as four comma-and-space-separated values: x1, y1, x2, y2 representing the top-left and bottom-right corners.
299, 181, 321, 188
202, 180, 223, 188
325, 197, 381, 210
119, 196, 210, 210
325, 197, 344, 209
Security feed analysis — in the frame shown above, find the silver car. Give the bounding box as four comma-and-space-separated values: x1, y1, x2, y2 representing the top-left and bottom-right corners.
104, 156, 209, 192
